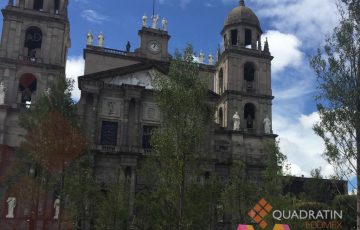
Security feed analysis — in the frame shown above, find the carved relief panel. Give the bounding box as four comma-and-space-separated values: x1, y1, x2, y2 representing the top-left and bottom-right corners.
142, 102, 160, 122
101, 97, 122, 118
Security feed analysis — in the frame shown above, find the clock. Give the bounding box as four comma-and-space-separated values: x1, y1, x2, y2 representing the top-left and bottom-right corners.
148, 40, 160, 53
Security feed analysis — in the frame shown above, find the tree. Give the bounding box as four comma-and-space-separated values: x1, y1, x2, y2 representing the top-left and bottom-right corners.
135, 45, 220, 229
7, 78, 101, 229
310, 0, 360, 229
221, 140, 290, 229
94, 169, 129, 230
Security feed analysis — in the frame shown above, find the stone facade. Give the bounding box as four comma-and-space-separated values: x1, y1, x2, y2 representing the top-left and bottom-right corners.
1, 0, 342, 229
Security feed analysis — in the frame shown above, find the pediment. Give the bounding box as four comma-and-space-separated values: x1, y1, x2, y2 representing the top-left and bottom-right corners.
103, 68, 159, 89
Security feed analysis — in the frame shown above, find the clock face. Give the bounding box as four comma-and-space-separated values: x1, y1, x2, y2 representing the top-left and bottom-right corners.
148, 41, 160, 53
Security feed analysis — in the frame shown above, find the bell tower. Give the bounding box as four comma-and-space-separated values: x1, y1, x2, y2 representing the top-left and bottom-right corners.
0, 0, 70, 146
215, 0, 273, 134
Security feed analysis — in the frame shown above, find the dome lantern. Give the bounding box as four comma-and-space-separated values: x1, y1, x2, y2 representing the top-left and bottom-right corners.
222, 1, 263, 51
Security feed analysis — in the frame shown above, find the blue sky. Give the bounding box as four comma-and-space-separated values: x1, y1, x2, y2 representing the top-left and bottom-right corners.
0, 0, 356, 192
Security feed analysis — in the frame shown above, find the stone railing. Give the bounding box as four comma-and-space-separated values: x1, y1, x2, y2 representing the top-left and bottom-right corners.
18, 55, 43, 64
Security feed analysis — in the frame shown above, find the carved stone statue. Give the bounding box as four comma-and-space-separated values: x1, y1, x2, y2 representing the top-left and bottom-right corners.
44, 87, 51, 96
126, 41, 131, 52
53, 197, 60, 220
199, 50, 205, 63
98, 32, 104, 47
86, 31, 93, 45
142, 14, 148, 27
208, 53, 214, 65
0, 81, 6, 105
161, 17, 168, 31
263, 115, 271, 134
151, 14, 159, 29
6, 197, 16, 218
232, 112, 240, 131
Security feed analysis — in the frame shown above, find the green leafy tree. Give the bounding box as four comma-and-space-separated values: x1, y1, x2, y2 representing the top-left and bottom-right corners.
10, 78, 101, 229
135, 44, 220, 230
310, 1, 360, 228
94, 169, 129, 230
221, 140, 291, 229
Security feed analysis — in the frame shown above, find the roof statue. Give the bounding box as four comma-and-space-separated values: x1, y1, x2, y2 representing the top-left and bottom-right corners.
162, 17, 168, 31
199, 50, 205, 63
86, 31, 93, 45
208, 53, 214, 65
98, 32, 104, 47
151, 14, 159, 29
142, 14, 147, 27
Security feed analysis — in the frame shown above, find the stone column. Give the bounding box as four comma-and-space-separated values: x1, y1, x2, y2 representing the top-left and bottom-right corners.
91, 94, 99, 145
123, 98, 130, 147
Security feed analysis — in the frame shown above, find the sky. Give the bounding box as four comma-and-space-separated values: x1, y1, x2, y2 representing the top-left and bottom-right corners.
0, 0, 356, 192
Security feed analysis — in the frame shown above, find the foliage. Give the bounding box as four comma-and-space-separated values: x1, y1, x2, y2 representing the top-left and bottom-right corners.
333, 194, 357, 229
135, 44, 220, 230
7, 77, 105, 228
94, 169, 129, 230
220, 140, 291, 228
310, 1, 360, 228
221, 161, 258, 228
310, 0, 359, 191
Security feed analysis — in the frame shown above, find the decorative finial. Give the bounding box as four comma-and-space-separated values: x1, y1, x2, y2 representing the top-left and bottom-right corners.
264, 37, 269, 53
239, 0, 245, 6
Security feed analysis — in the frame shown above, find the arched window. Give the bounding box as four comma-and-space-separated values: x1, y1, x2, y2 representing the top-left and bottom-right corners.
244, 62, 255, 90
33, 0, 43, 10
25, 27, 42, 58
54, 0, 60, 14
218, 68, 224, 94
245, 29, 252, 47
19, 73, 37, 104
244, 103, 255, 129
219, 108, 223, 127
231, 29, 238, 46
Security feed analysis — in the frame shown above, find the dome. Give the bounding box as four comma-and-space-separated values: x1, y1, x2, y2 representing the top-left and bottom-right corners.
224, 0, 260, 28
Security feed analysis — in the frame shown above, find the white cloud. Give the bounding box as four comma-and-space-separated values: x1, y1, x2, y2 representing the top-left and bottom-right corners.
253, 0, 339, 48
205, 2, 215, 7
262, 30, 303, 74
66, 56, 85, 101
159, 0, 192, 8
273, 112, 335, 178
81, 9, 109, 24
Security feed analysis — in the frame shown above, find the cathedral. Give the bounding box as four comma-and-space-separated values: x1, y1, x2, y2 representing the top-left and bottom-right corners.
0, 0, 347, 229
